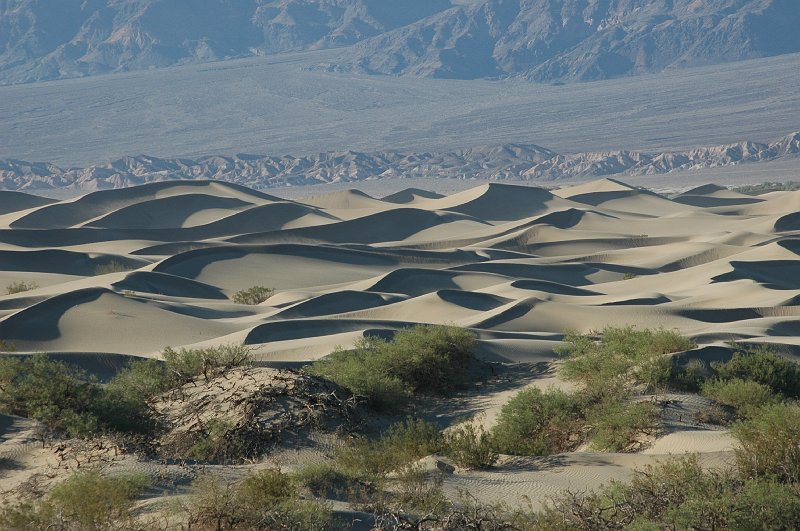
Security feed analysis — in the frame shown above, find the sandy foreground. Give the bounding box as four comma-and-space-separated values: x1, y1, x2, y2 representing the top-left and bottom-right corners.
0, 177, 796, 516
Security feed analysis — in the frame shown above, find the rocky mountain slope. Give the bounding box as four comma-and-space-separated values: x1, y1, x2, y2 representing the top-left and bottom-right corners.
0, 0, 449, 84
1, 0, 798, 84
1, 133, 797, 192
326, 0, 800, 81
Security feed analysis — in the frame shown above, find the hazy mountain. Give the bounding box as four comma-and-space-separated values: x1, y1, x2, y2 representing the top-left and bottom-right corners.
1, 0, 798, 85
323, 0, 800, 81
2, 133, 797, 192
0, 0, 450, 84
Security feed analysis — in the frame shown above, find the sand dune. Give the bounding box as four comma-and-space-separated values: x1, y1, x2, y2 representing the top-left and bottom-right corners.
3, 178, 797, 355
2, 178, 799, 513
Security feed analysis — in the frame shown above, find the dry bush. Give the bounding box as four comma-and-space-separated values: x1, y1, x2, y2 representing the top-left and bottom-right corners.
232, 285, 275, 305
5, 281, 38, 295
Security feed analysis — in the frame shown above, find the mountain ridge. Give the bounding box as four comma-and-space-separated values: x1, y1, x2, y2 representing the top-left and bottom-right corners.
1, 0, 799, 84
2, 133, 797, 192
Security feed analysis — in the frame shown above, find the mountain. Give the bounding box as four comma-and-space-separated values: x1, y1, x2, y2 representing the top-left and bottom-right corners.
1, 0, 799, 84
2, 133, 797, 192
322, 0, 800, 81
0, 0, 450, 85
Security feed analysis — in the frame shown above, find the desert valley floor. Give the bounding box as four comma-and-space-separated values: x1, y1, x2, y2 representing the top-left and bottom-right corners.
1, 177, 799, 520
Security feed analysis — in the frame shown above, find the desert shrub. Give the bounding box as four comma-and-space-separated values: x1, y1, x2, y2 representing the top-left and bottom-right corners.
182, 470, 340, 530
669, 358, 708, 392
392, 464, 450, 515
443, 423, 498, 469
713, 345, 800, 398
0, 354, 104, 438
0, 469, 149, 530
701, 378, 778, 418
162, 344, 252, 383
732, 402, 800, 483
94, 260, 131, 275
587, 400, 658, 452
308, 344, 410, 411
5, 281, 38, 295
232, 285, 275, 305
0, 355, 174, 438
335, 418, 444, 478
309, 325, 476, 411
557, 327, 694, 397
183, 419, 247, 462
491, 387, 585, 455
536, 455, 800, 530
293, 462, 367, 501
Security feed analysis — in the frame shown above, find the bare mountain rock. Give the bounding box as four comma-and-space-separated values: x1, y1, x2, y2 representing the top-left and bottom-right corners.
0, 0, 450, 84
323, 0, 800, 81
1, 133, 797, 192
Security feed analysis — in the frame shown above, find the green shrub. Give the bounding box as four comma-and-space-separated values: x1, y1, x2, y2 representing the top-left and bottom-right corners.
308, 344, 410, 411
162, 344, 252, 383
293, 462, 367, 500
732, 403, 800, 483
557, 327, 694, 397
536, 455, 800, 530
491, 387, 585, 455
669, 358, 708, 392
0, 348, 253, 441
713, 345, 800, 398
444, 423, 498, 469
587, 400, 658, 452
232, 285, 275, 305
308, 325, 476, 411
701, 378, 778, 418
5, 281, 38, 295
0, 469, 149, 530
183, 419, 247, 462
0, 354, 104, 438
391, 463, 449, 515
183, 470, 340, 530
94, 260, 131, 275
335, 418, 444, 478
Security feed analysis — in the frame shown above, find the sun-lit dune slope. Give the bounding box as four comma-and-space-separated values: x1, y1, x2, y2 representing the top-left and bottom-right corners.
1, 178, 799, 359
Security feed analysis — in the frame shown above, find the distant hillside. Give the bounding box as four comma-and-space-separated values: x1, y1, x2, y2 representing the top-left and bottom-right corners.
2, 133, 797, 192
0, 0, 450, 84
323, 0, 800, 81
1, 0, 799, 84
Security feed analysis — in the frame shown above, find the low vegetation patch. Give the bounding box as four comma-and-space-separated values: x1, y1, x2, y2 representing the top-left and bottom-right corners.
732, 402, 800, 484
535, 455, 800, 530
232, 285, 275, 305
490, 327, 692, 455
162, 344, 253, 383
94, 260, 132, 275
180, 469, 341, 530
700, 378, 778, 419
335, 417, 444, 479
0, 469, 149, 530
712, 345, 800, 399
5, 281, 38, 295
492, 387, 585, 455
734, 181, 800, 195
307, 325, 476, 411
0, 345, 255, 442
443, 422, 498, 469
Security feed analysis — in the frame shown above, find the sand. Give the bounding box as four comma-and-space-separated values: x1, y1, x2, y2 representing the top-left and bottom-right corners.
1, 177, 798, 513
